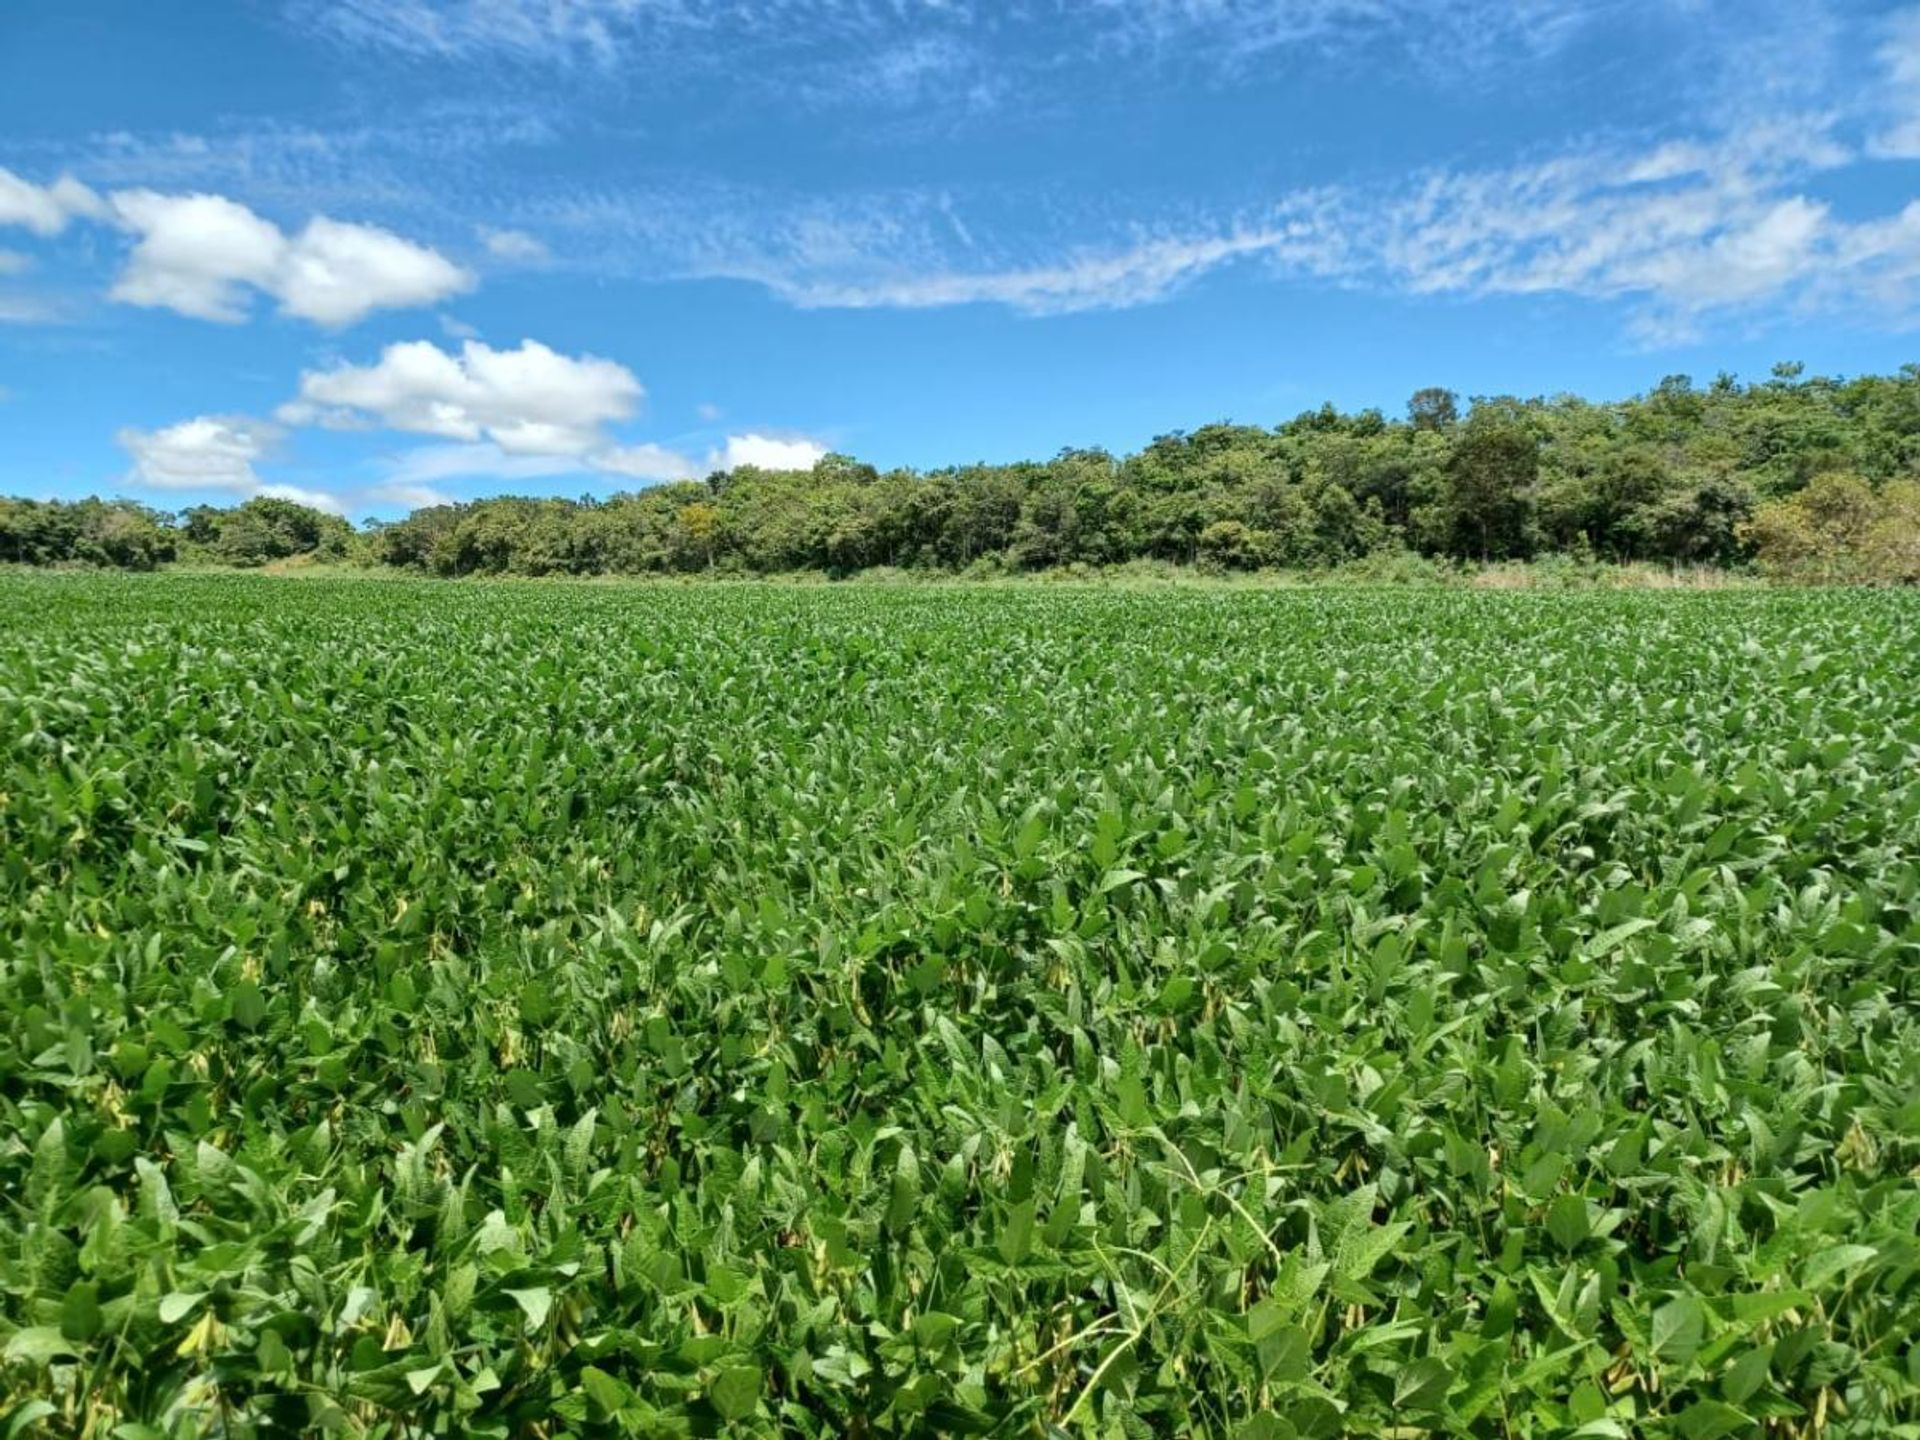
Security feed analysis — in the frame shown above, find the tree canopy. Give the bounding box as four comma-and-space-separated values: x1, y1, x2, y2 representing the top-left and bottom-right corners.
9, 364, 1920, 577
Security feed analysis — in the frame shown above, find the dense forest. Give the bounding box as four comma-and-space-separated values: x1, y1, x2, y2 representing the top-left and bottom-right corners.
7, 364, 1920, 580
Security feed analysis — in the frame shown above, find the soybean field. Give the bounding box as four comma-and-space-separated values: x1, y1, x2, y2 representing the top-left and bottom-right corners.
3, 573, 1919, 1439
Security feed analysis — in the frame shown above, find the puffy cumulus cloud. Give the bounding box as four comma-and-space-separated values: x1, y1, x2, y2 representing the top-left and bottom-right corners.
714, 433, 828, 472
266, 337, 824, 501
107, 190, 471, 325
117, 415, 279, 491
282, 337, 644, 454
0, 168, 103, 236
278, 216, 475, 325
481, 227, 550, 263
116, 414, 439, 517
108, 192, 285, 322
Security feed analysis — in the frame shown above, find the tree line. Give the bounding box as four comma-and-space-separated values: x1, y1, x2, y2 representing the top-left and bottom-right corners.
0, 495, 351, 571
7, 364, 1920, 579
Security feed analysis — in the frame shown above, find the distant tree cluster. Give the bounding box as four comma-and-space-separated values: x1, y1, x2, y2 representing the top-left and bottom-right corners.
1742, 474, 1920, 583
0, 497, 177, 569
178, 497, 354, 567
0, 495, 352, 570
9, 364, 1920, 578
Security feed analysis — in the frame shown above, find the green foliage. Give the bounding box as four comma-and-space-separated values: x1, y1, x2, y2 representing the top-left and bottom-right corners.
188, 497, 353, 567
0, 497, 175, 569
1443, 404, 1540, 560
345, 365, 1920, 577
1743, 474, 1920, 584
3, 574, 1920, 1436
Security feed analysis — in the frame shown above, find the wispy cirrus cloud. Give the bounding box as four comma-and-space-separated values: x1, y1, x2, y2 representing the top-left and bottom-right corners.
273, 0, 1680, 138
492, 109, 1920, 337
376, 441, 589, 489
1870, 5, 1920, 159
1358, 130, 1920, 339
11, 2, 1920, 350
709, 212, 1351, 315
480, 227, 550, 264
0, 293, 71, 325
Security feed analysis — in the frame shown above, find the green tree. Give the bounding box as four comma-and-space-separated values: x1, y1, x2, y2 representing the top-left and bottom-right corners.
1741, 472, 1879, 582
1197, 519, 1260, 570
1865, 479, 1920, 582
1408, 387, 1459, 432
1443, 405, 1538, 560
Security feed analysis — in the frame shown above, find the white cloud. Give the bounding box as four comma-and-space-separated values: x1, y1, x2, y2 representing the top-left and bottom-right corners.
0, 293, 65, 325
687, 126, 1920, 333
592, 443, 700, 482
364, 481, 458, 510
381, 440, 592, 485
116, 414, 465, 516
283, 337, 643, 454
0, 168, 102, 235
108, 191, 286, 321
0, 250, 31, 276
695, 401, 723, 422
482, 227, 550, 263
714, 433, 827, 471
295, 0, 632, 62
292, 0, 1632, 82
257, 481, 350, 515
1355, 138, 1906, 333
278, 215, 474, 324
352, 433, 821, 503
1871, 6, 1920, 158
758, 220, 1346, 315
118, 415, 279, 491
585, 181, 1352, 318
630, 124, 1891, 334
270, 337, 824, 493
17, 2, 1906, 352
1621, 197, 1828, 308
107, 189, 471, 325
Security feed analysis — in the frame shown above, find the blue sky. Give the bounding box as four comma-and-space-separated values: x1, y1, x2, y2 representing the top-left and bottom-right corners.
4, 0, 1920, 519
